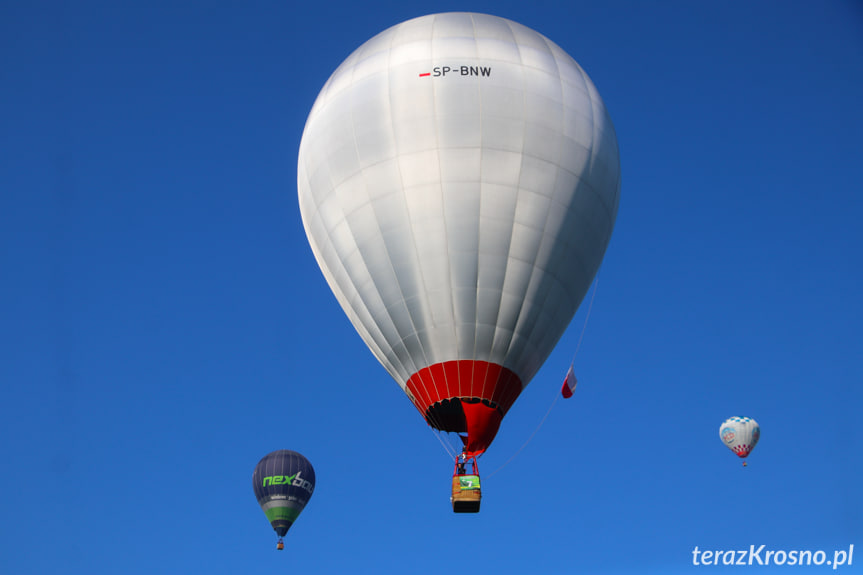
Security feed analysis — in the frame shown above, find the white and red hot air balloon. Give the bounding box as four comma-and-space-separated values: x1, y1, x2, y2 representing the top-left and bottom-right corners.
719, 417, 761, 466
297, 12, 620, 503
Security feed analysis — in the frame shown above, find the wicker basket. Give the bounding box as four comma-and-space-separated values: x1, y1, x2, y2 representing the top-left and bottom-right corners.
451, 475, 481, 513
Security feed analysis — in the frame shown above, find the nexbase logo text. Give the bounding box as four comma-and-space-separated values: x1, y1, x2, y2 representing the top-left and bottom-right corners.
262, 471, 314, 495
693, 544, 853, 569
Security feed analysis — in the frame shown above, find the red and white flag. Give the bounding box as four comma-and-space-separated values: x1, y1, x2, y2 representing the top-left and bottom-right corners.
561, 365, 577, 398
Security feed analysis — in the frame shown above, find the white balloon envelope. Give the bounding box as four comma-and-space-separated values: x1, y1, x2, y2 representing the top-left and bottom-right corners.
719, 416, 761, 460
298, 12, 621, 455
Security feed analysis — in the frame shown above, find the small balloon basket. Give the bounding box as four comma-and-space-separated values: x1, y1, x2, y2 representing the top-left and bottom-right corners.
451, 454, 481, 513
276, 538, 284, 551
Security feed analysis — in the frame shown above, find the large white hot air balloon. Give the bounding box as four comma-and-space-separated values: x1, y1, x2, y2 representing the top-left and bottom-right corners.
298, 12, 620, 459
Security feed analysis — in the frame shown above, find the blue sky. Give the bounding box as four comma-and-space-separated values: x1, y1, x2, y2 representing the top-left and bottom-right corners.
2, 1, 861, 574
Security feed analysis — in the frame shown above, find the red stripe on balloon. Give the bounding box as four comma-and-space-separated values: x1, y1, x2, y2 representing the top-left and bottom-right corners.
406, 361, 523, 414
405, 360, 524, 453
428, 362, 448, 403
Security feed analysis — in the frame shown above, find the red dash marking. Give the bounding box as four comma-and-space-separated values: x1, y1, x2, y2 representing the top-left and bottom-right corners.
419, 72, 431, 77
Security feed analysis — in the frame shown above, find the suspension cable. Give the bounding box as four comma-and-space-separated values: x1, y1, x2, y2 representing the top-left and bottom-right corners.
569, 272, 600, 367
430, 427, 459, 460
485, 394, 560, 479
484, 273, 601, 480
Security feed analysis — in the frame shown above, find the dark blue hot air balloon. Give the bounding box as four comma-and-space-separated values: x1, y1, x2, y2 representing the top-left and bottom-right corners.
252, 450, 315, 549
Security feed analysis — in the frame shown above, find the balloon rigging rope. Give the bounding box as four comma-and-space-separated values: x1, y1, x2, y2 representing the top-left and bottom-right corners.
431, 428, 459, 460
569, 272, 600, 368
485, 273, 600, 481
485, 394, 560, 479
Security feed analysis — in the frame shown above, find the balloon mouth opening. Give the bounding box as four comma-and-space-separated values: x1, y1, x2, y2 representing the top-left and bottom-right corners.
733, 447, 752, 458
425, 397, 501, 431
272, 523, 292, 538
405, 360, 523, 454
425, 398, 503, 455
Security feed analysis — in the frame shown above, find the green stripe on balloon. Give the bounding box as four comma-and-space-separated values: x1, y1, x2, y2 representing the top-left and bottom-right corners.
265, 506, 301, 523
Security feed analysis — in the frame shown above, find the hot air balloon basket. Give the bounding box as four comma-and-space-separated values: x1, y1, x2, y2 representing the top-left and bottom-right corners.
451, 475, 481, 513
